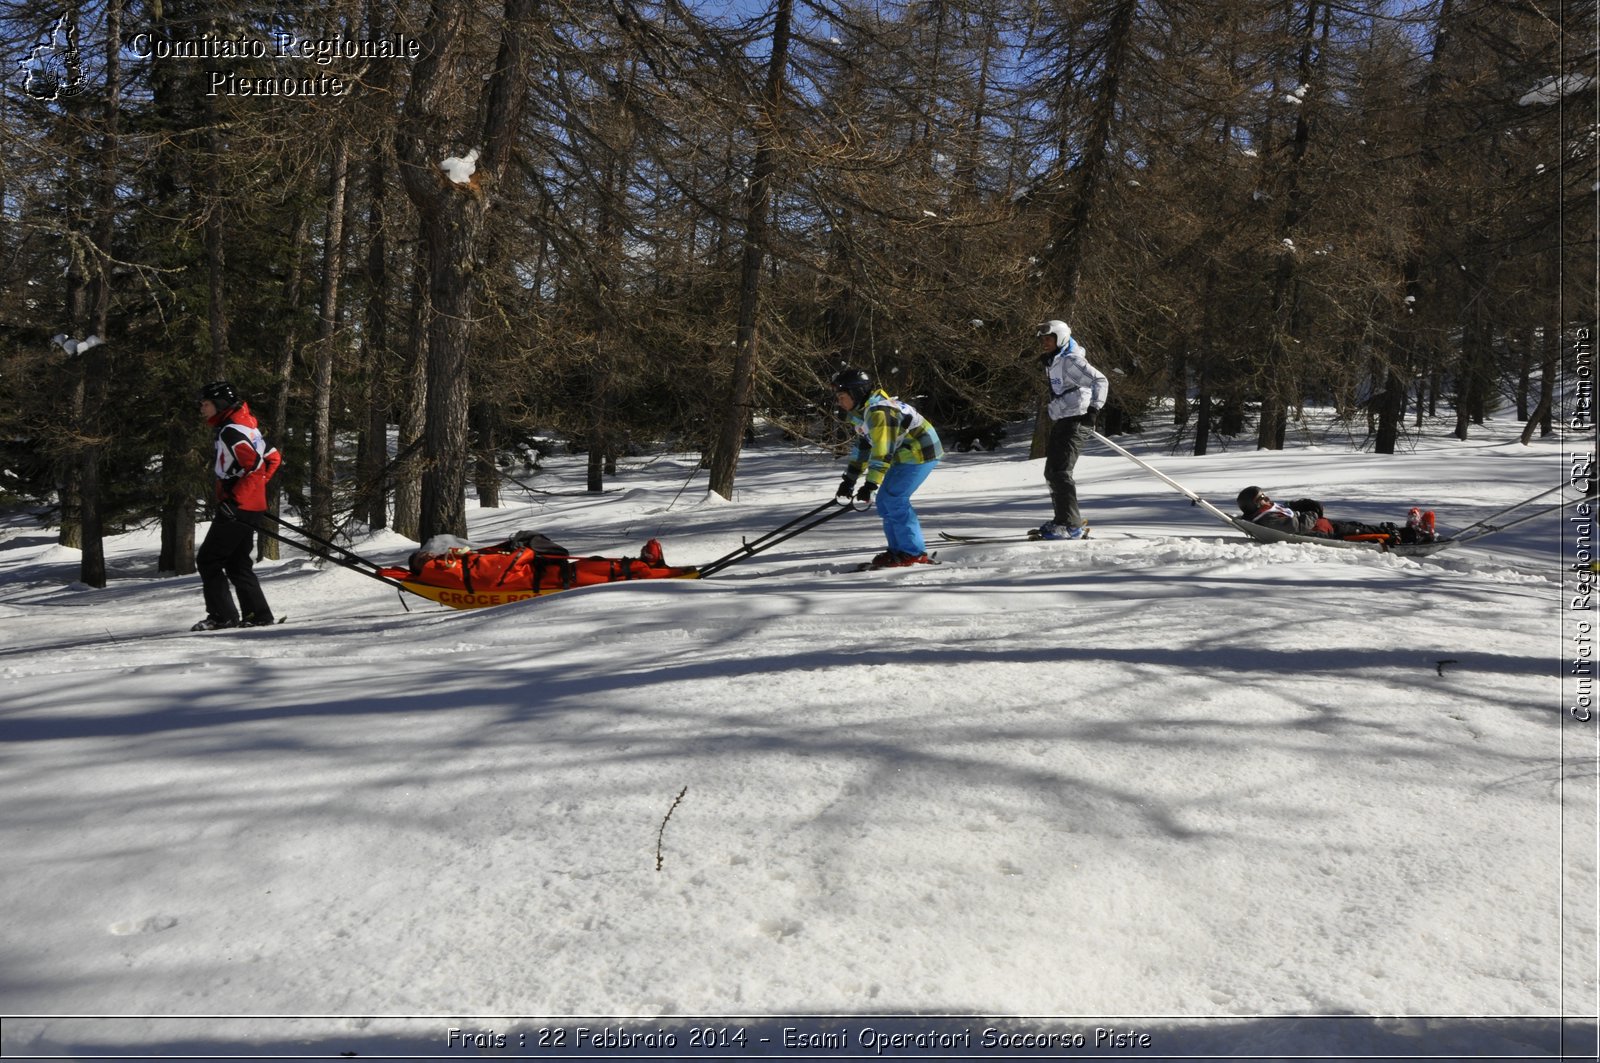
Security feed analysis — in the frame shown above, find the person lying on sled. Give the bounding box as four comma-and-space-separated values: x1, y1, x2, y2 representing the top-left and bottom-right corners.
1236, 487, 1438, 544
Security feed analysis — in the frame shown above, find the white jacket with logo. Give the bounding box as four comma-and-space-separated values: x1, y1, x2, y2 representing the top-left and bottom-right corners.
1045, 337, 1109, 421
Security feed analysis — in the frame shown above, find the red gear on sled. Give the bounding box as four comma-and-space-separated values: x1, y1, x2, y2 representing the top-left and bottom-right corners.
377, 535, 697, 609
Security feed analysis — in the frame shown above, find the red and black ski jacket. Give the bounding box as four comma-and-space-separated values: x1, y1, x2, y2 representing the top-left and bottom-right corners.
209, 402, 281, 512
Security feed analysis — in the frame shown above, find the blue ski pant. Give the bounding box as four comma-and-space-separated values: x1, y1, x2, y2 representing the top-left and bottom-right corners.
876, 459, 939, 556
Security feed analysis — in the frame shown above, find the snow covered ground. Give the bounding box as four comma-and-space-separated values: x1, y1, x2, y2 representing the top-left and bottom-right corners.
0, 415, 1595, 1061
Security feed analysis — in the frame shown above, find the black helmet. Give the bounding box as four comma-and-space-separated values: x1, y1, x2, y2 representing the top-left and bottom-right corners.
200, 380, 238, 407
830, 367, 872, 407
1237, 486, 1265, 513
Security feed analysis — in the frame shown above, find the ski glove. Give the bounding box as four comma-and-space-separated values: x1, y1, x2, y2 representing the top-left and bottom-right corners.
1288, 498, 1324, 518
1087, 406, 1102, 427
855, 481, 878, 504
836, 476, 857, 504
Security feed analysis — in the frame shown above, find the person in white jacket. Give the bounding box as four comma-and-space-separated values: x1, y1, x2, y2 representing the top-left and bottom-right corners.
1033, 320, 1108, 539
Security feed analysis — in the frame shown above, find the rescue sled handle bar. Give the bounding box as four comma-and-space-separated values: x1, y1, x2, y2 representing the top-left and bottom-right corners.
252, 508, 393, 575
705, 497, 843, 561
1450, 483, 1584, 538
1449, 490, 1598, 546
1088, 430, 1241, 531
694, 498, 856, 578
246, 508, 416, 598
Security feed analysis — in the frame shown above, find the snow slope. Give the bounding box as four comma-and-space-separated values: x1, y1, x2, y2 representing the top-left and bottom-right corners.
0, 419, 1594, 1060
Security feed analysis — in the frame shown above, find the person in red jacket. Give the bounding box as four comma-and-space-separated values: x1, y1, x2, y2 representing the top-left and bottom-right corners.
193, 381, 282, 630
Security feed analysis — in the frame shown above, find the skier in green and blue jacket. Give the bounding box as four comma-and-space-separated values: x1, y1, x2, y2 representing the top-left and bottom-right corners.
831, 367, 943, 568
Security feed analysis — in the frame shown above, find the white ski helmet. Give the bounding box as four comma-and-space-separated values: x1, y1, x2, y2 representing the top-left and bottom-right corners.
1035, 320, 1072, 352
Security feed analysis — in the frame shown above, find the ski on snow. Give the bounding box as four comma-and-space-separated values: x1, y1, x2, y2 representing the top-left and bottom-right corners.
854, 557, 943, 572
190, 616, 289, 633
937, 528, 1092, 545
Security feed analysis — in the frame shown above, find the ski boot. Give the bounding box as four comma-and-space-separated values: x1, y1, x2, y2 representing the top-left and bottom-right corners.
1405, 508, 1437, 544
867, 550, 933, 569
1036, 522, 1089, 540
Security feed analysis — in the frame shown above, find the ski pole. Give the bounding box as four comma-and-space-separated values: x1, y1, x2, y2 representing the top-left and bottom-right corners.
695, 499, 858, 578
1088, 430, 1242, 530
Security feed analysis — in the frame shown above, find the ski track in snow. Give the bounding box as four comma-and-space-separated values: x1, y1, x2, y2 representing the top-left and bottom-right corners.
0, 419, 1591, 1058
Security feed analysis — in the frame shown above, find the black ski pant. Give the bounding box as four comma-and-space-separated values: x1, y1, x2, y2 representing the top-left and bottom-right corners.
197, 511, 273, 622
1325, 519, 1399, 540
1044, 414, 1090, 527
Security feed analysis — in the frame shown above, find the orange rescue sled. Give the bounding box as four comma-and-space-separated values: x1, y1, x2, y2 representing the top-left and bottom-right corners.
378, 531, 699, 609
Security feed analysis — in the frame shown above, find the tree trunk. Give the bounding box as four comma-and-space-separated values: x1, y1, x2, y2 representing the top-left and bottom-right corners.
1453, 305, 1488, 441
707, 0, 793, 499
75, 0, 122, 589
471, 403, 500, 508
158, 414, 196, 575
397, 0, 537, 540
1046, 0, 1136, 311
1384, 0, 1456, 453
263, 213, 310, 561
1171, 334, 1188, 427
311, 139, 350, 540
393, 252, 428, 540
59, 149, 88, 550
1514, 326, 1533, 421
580, 63, 640, 495
417, 214, 478, 537
1539, 322, 1557, 437
1030, 0, 1136, 459
358, 0, 398, 532
1374, 357, 1409, 453
1259, 0, 1323, 452
1192, 264, 1221, 455
361, 150, 391, 530
205, 191, 229, 378
147, 0, 199, 572
586, 360, 610, 494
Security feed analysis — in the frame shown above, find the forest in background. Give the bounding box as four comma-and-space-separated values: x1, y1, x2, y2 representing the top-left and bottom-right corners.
0, 0, 1592, 586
